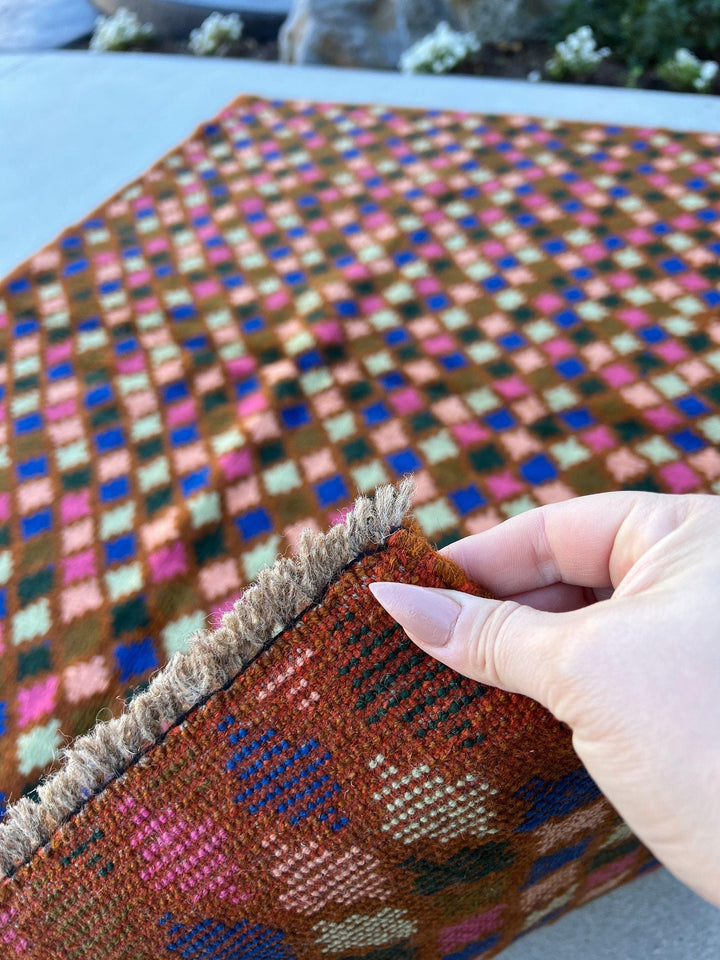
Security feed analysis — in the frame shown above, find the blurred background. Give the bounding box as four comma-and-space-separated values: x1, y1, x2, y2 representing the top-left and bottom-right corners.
0, 0, 717, 95
0, 0, 98, 49
0, 1, 287, 52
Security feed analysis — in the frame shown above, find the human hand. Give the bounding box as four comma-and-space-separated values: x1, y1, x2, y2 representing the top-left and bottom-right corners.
369, 492, 720, 908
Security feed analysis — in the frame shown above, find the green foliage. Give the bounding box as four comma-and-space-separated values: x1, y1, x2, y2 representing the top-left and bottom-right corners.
545, 26, 611, 80
552, 0, 720, 68
687, 0, 720, 58
657, 49, 719, 91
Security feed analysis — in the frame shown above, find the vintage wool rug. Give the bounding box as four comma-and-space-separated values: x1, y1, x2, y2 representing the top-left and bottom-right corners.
0, 92, 717, 954
0, 482, 660, 959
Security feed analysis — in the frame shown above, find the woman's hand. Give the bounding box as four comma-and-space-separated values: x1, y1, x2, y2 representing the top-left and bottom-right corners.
370, 492, 720, 908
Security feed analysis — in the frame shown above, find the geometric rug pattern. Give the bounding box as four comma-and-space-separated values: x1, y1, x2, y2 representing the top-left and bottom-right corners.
0, 521, 660, 958
0, 94, 718, 819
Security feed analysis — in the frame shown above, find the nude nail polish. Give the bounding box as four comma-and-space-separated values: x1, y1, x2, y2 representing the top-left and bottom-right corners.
368, 581, 461, 647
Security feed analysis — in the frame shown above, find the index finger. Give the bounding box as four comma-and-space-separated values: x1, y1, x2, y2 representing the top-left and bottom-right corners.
440, 490, 683, 596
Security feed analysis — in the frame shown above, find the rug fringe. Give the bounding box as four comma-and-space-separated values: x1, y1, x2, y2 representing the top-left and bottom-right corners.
0, 479, 414, 880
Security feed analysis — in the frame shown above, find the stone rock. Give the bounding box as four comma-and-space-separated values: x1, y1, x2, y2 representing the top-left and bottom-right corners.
447, 0, 561, 42
279, 0, 563, 67
279, 0, 402, 70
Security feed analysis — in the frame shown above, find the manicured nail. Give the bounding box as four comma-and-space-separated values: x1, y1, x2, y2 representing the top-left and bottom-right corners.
368, 582, 461, 647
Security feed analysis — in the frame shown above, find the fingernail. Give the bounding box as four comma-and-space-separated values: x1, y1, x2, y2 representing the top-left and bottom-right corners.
368, 582, 461, 647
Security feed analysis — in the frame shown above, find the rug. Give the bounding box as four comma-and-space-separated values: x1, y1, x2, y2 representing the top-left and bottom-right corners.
0, 92, 717, 952
0, 482, 659, 959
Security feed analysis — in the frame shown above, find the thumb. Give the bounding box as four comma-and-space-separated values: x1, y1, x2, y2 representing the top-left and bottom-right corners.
369, 581, 576, 712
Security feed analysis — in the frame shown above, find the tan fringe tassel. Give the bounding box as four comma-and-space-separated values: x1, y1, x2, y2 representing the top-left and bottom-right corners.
0, 479, 414, 879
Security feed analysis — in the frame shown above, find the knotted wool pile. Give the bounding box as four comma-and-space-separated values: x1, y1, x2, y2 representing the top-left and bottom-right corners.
0, 482, 658, 958
0, 93, 718, 957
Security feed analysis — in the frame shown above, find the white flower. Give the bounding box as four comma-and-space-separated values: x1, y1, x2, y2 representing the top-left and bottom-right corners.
90, 7, 155, 52
545, 25, 610, 80
527, 69, 542, 83
658, 48, 718, 93
399, 21, 480, 75
188, 12, 243, 56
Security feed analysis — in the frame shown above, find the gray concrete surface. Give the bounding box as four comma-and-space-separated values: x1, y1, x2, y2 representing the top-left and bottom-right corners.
499, 866, 719, 960
0, 53, 719, 954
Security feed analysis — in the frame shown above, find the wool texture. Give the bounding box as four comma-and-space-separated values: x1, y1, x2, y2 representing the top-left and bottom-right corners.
0, 480, 415, 877
0, 92, 718, 956
0, 495, 657, 959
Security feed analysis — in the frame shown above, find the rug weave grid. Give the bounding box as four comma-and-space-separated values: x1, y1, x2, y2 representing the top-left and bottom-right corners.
1, 96, 718, 809
0, 524, 657, 959
0, 93, 717, 956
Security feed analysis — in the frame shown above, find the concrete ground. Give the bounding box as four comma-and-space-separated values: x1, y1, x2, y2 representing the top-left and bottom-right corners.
0, 51, 719, 956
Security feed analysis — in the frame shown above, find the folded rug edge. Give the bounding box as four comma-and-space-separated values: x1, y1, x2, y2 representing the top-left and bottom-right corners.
0, 477, 415, 881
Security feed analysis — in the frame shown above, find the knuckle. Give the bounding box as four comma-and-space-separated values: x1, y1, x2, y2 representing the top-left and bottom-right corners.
527, 510, 560, 588
465, 601, 524, 690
